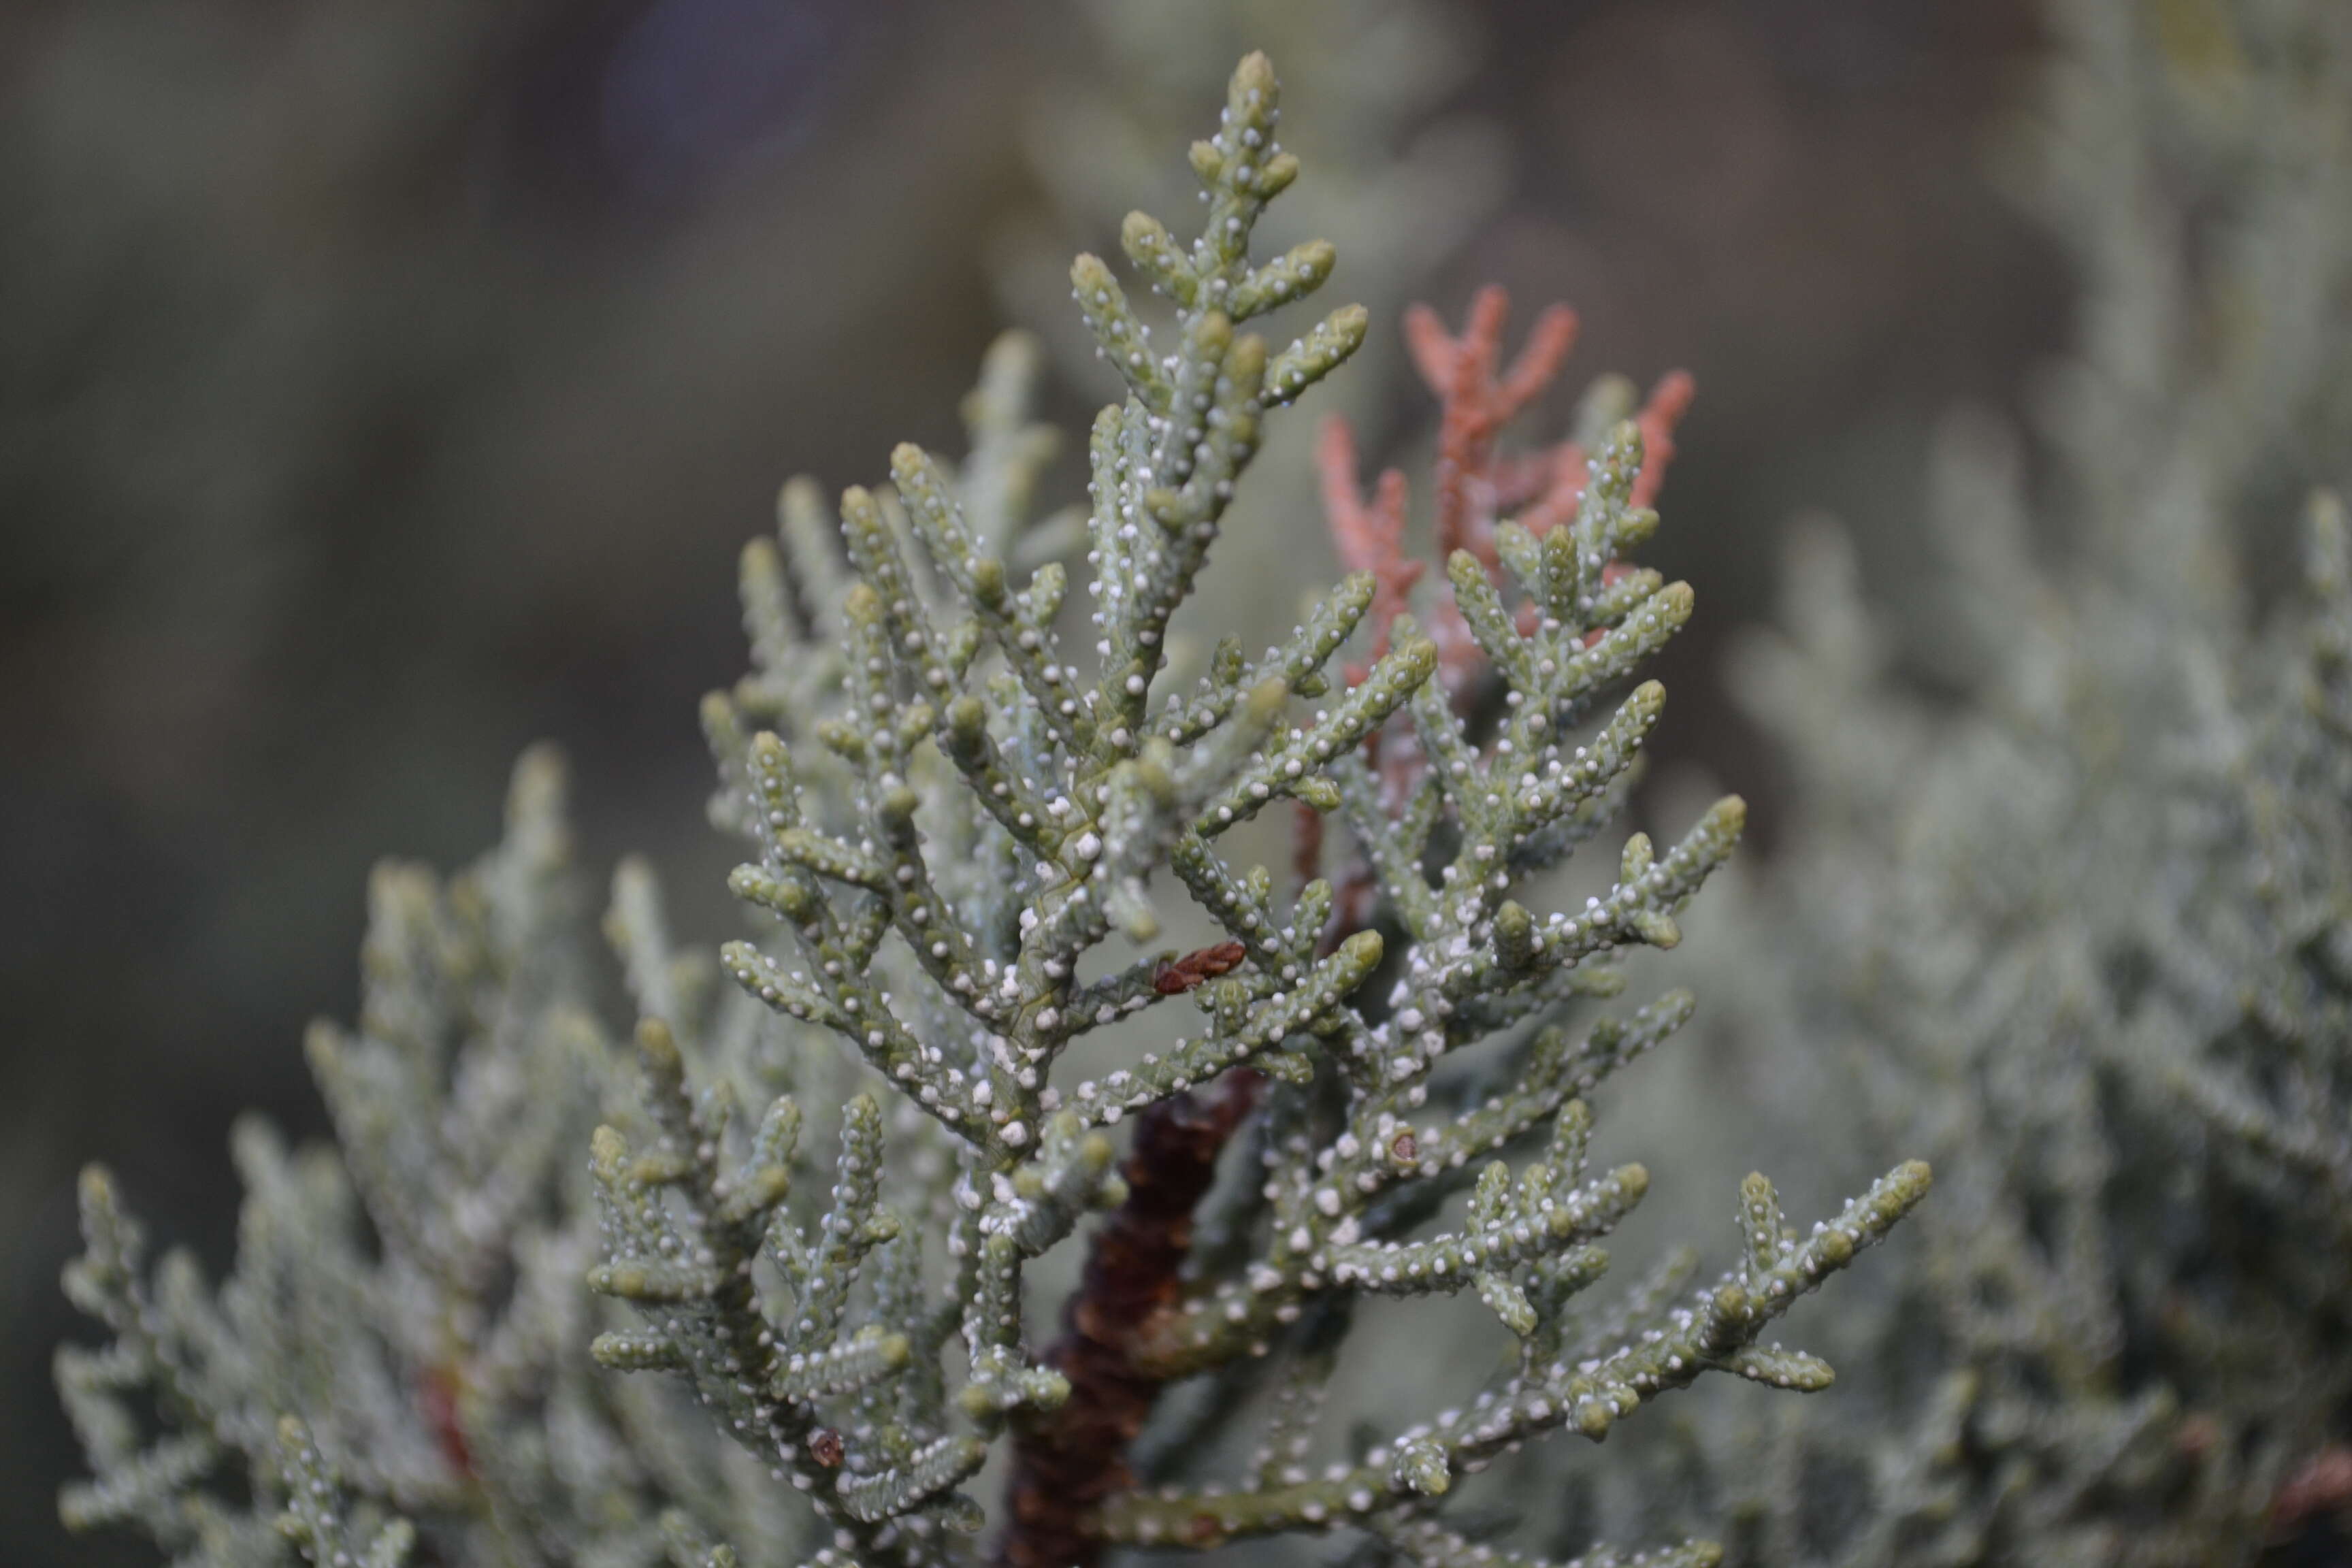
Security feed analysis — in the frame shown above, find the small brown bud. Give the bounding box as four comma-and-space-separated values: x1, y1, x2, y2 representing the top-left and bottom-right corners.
1153, 940, 1249, 994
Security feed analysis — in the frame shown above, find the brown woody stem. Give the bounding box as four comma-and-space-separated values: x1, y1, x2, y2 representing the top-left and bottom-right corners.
997, 1068, 1264, 1568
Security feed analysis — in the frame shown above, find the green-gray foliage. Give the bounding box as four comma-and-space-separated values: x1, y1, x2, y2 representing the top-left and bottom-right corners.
1682, 1, 2352, 1561
55, 51, 1925, 1568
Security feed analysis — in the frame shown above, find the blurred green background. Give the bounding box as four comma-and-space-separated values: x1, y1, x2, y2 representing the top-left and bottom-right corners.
1, 1, 2053, 1562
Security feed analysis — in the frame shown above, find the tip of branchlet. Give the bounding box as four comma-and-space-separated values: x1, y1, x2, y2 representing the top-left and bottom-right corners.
1632, 909, 1682, 949
634, 1016, 683, 1075
969, 555, 1007, 607
1232, 50, 1278, 100
1620, 833, 1655, 882
302, 1018, 340, 1073
508, 738, 568, 811
980, 324, 1039, 373
1606, 417, 1646, 466
1121, 208, 1166, 253
1494, 899, 1539, 968
76, 1164, 116, 1212
777, 472, 822, 519
590, 1125, 628, 1174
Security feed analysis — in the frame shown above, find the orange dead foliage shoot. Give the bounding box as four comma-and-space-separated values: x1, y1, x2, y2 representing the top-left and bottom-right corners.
1317, 418, 1420, 668
1405, 285, 1580, 570
1301, 286, 1695, 940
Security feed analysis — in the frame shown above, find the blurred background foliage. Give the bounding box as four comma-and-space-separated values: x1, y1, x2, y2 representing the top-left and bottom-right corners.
1, 1, 2058, 1563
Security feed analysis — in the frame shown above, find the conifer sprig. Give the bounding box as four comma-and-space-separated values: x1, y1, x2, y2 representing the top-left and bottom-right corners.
56, 50, 1925, 1568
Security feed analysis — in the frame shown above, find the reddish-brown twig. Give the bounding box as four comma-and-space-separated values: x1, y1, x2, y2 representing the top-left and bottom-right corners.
999, 1071, 1264, 1568
1630, 370, 1696, 512
1318, 418, 1422, 672
2271, 1445, 2352, 1541
1152, 941, 1249, 996
1318, 286, 1695, 851
1405, 284, 1580, 571
419, 1362, 474, 1482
